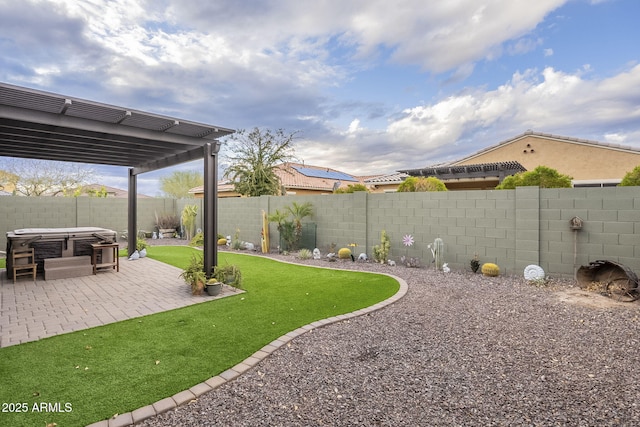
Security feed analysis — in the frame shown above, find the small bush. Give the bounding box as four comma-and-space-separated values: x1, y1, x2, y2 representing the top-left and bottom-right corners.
217, 238, 227, 245
338, 248, 352, 259
298, 248, 312, 260
136, 238, 148, 251
190, 231, 204, 246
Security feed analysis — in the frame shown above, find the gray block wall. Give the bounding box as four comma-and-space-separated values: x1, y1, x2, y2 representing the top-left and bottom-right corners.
0, 196, 176, 250
216, 187, 640, 278
2, 186, 640, 278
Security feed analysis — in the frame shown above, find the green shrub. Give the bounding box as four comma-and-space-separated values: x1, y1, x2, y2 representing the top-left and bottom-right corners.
189, 231, 204, 246
398, 176, 447, 192
496, 166, 572, 189
298, 248, 312, 260
619, 165, 640, 186
136, 238, 148, 251
334, 183, 369, 193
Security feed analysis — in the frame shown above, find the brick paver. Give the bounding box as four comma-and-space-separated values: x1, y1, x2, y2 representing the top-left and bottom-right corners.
0, 257, 238, 348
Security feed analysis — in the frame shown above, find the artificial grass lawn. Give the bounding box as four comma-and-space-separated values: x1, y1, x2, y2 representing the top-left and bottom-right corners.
0, 247, 399, 427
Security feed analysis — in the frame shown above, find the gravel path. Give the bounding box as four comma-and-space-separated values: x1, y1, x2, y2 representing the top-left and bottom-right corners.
137, 250, 640, 426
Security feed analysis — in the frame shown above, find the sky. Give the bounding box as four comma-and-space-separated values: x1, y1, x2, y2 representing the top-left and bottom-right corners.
1, 0, 639, 196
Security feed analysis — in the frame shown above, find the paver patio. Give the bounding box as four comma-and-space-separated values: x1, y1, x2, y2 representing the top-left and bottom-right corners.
0, 256, 238, 348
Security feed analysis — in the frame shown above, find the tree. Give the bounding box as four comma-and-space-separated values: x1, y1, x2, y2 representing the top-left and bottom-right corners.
397, 176, 447, 192
334, 183, 369, 194
0, 158, 93, 196
82, 186, 108, 197
223, 128, 297, 197
0, 169, 18, 194
496, 165, 572, 189
160, 170, 203, 199
619, 165, 640, 186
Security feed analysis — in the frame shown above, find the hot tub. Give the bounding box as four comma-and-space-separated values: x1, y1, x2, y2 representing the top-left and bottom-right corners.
6, 227, 117, 279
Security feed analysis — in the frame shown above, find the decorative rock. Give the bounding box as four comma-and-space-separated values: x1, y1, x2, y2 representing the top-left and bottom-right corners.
139, 248, 147, 258
388, 260, 396, 266
358, 253, 367, 261
128, 250, 140, 261
524, 264, 545, 281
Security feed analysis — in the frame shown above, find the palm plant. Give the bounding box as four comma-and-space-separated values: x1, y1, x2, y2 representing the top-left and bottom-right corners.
286, 201, 313, 239
267, 209, 289, 233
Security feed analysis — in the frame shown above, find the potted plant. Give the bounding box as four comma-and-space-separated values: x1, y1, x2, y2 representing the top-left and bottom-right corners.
205, 278, 223, 296
213, 263, 243, 290
179, 254, 206, 295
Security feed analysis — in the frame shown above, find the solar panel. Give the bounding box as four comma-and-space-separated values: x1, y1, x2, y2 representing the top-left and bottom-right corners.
293, 166, 358, 181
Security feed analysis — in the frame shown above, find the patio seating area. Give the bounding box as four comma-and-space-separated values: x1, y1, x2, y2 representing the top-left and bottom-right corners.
0, 256, 235, 348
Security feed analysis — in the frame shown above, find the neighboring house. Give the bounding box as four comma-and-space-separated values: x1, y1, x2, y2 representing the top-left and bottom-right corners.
190, 162, 372, 197
451, 131, 640, 188
399, 161, 527, 190
78, 184, 152, 198
400, 131, 640, 190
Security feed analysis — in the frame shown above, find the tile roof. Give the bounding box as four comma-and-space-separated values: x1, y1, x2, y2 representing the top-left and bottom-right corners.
189, 162, 367, 194
277, 162, 361, 191
80, 184, 152, 198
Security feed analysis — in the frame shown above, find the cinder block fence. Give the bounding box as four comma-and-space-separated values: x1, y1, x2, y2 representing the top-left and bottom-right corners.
2, 186, 639, 278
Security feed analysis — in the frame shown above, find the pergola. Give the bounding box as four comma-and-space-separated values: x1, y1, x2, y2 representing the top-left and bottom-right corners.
0, 82, 234, 276
399, 161, 527, 182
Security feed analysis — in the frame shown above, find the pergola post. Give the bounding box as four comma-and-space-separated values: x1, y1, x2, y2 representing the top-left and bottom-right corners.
203, 142, 220, 278
127, 168, 137, 256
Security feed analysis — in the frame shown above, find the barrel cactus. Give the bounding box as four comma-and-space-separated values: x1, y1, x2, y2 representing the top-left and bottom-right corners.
481, 262, 500, 277
338, 247, 352, 259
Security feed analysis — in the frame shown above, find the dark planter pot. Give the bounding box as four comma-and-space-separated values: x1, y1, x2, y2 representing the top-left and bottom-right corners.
206, 282, 223, 296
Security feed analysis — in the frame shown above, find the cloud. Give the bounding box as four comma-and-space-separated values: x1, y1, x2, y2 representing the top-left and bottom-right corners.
330, 64, 640, 172
2, 0, 636, 185
11, 0, 568, 90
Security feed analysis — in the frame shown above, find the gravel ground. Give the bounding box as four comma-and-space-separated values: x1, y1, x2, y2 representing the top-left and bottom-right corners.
137, 248, 640, 426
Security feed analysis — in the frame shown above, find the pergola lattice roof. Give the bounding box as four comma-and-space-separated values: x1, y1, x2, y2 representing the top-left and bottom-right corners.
399, 161, 526, 181
0, 82, 234, 174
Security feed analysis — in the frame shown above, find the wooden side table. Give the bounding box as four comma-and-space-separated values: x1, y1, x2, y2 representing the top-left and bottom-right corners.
91, 243, 119, 274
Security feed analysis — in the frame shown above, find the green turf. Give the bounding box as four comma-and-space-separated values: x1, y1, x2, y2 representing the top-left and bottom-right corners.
0, 247, 399, 427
